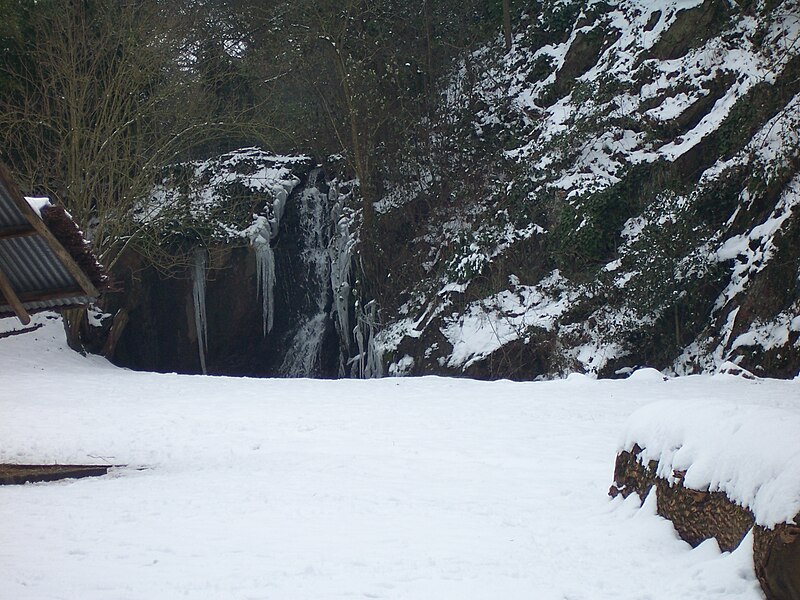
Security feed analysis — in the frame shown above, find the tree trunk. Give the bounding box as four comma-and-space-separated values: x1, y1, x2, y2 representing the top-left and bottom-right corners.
62, 306, 86, 354
424, 0, 434, 110
503, 0, 512, 53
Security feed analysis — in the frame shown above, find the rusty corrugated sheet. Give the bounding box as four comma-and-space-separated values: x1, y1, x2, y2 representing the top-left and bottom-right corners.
0, 166, 99, 317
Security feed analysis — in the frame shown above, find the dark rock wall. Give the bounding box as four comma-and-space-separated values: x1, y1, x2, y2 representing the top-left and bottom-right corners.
100, 172, 342, 378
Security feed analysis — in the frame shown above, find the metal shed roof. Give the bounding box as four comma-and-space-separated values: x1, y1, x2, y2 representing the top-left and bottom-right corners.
0, 164, 100, 324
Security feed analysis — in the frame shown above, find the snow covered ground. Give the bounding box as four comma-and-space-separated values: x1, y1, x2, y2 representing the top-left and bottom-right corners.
1, 314, 798, 600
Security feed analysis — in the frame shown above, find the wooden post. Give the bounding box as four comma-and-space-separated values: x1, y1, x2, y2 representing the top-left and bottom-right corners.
0, 263, 30, 324
102, 308, 129, 359
61, 306, 85, 352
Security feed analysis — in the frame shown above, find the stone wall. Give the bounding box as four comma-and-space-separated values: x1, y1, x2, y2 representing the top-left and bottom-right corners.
610, 446, 800, 600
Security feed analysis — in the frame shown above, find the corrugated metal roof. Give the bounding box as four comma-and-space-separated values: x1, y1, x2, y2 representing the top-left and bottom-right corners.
0, 176, 30, 228
0, 236, 76, 292
0, 165, 99, 319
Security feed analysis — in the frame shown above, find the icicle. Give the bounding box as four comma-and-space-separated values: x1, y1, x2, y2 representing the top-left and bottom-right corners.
364, 301, 383, 378
254, 241, 276, 336
329, 184, 355, 356
246, 213, 276, 338
354, 307, 366, 378
352, 300, 383, 379
191, 247, 208, 375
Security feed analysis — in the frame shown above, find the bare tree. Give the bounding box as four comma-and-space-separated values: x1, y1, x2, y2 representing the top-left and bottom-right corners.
0, 0, 275, 272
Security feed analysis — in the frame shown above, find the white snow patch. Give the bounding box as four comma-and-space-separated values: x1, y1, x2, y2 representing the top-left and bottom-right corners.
24, 197, 52, 216
443, 271, 573, 369
139, 148, 306, 242
0, 314, 796, 599
621, 393, 800, 527
731, 311, 800, 353
388, 354, 415, 376
714, 175, 800, 310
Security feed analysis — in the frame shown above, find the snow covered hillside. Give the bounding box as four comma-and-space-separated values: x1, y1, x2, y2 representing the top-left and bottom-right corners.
370, 0, 800, 380
1, 313, 798, 599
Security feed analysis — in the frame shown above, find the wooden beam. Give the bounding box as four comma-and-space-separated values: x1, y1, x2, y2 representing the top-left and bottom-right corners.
0, 323, 44, 339
0, 464, 111, 485
0, 225, 37, 240
0, 288, 89, 320
15, 288, 85, 304
0, 164, 99, 298
0, 262, 30, 324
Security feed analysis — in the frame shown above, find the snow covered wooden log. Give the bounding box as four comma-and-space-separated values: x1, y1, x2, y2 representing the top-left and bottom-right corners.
610, 398, 800, 600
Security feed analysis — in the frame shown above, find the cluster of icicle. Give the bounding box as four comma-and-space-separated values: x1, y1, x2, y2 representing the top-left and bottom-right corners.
191, 225, 276, 375
327, 181, 384, 379
190, 179, 292, 372
252, 183, 290, 336
328, 184, 356, 377
354, 299, 384, 378
191, 247, 209, 374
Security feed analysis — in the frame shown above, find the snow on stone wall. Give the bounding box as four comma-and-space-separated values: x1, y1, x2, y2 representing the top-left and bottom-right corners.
620, 389, 800, 528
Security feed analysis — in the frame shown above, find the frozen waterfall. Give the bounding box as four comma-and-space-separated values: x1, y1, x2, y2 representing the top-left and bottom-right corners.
177, 166, 371, 378
329, 184, 354, 362
280, 169, 333, 376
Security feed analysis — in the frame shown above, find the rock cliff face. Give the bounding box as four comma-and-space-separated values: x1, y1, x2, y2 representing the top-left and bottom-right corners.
369, 0, 800, 379
107, 243, 341, 378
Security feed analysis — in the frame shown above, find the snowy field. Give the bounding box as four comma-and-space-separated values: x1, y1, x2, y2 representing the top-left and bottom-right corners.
1, 314, 798, 600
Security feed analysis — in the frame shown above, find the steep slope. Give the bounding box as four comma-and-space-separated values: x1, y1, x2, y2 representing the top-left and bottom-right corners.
371, 0, 800, 379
